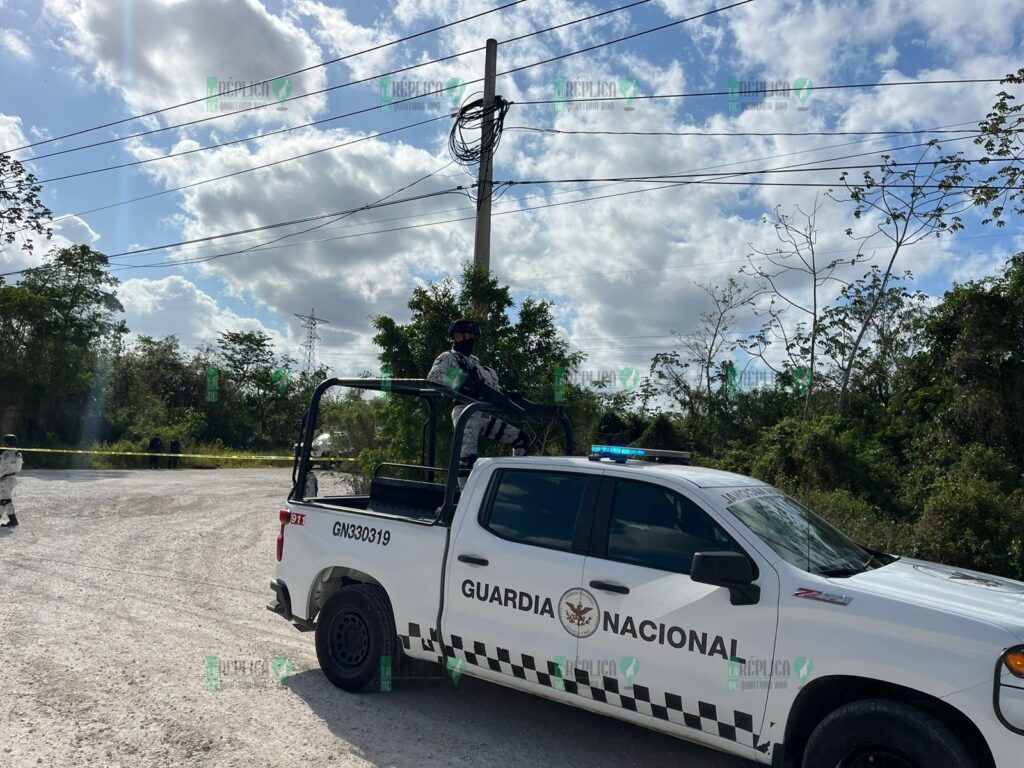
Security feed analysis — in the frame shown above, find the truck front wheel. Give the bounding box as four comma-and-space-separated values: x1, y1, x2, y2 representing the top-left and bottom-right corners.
802, 699, 975, 768
315, 583, 397, 692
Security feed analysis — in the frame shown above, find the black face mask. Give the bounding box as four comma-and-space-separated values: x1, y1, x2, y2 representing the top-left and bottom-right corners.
453, 337, 477, 356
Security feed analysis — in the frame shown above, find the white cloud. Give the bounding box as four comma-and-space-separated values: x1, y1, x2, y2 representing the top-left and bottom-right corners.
0, 28, 31, 60
42, 0, 328, 128
117, 274, 282, 350
18, 0, 1021, 381
292, 0, 396, 81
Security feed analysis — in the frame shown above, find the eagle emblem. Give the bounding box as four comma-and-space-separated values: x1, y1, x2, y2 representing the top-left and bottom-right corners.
564, 601, 593, 628
557, 588, 600, 638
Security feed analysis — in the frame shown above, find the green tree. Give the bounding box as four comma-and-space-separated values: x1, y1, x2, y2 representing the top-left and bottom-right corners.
0, 245, 125, 441
1, 151, 51, 259
370, 264, 585, 465
820, 267, 927, 415
833, 144, 971, 411
969, 67, 1024, 227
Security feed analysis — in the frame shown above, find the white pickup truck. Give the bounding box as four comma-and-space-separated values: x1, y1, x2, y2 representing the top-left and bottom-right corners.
269, 378, 1024, 768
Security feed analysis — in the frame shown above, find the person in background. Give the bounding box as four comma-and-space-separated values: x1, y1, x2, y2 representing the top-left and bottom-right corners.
168, 437, 181, 469
0, 434, 24, 528
148, 435, 163, 469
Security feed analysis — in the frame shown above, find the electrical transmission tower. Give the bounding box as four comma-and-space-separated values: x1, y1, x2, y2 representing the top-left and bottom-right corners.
294, 308, 329, 373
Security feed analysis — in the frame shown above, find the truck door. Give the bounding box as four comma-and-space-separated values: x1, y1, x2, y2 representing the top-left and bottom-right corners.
576, 475, 779, 760
443, 466, 600, 696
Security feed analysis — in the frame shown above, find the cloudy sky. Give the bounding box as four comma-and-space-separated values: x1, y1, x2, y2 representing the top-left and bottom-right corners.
1, 0, 1022, 385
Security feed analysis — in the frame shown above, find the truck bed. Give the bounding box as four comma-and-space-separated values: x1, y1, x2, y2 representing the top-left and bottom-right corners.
310, 475, 447, 523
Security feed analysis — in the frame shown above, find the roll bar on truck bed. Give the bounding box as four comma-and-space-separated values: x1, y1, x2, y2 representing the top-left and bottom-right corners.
290, 377, 575, 525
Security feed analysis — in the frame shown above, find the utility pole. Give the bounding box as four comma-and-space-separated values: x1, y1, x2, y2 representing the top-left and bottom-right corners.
472, 38, 498, 274
294, 308, 328, 374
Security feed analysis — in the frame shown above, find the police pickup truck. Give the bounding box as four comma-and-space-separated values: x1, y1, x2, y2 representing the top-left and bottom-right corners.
269, 378, 1024, 768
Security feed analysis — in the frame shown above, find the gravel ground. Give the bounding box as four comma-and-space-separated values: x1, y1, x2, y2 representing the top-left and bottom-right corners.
0, 469, 754, 768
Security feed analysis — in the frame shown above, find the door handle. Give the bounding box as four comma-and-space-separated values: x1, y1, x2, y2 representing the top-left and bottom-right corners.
458, 554, 489, 567
590, 580, 629, 595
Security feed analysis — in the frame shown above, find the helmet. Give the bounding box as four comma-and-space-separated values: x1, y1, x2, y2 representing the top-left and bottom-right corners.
447, 318, 482, 339
1, 434, 16, 447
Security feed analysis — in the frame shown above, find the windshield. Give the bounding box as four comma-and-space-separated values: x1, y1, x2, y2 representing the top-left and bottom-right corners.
727, 492, 883, 576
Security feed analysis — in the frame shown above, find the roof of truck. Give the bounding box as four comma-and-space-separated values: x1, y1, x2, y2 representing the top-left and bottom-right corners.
484, 455, 767, 489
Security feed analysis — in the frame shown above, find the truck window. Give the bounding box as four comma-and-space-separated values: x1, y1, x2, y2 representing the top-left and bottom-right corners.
605, 480, 738, 574
727, 493, 881, 576
483, 470, 589, 552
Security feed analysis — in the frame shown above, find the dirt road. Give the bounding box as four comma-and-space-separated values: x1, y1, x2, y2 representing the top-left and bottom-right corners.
0, 469, 754, 768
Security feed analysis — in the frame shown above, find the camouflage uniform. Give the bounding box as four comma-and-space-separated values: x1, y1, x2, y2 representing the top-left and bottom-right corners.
0, 443, 23, 527
427, 349, 528, 467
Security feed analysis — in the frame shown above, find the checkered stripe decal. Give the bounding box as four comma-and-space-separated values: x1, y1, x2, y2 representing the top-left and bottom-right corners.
399, 622, 442, 656
398, 624, 768, 754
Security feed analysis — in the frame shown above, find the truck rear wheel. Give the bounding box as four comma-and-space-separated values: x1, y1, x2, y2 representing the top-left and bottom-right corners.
315, 583, 396, 693
802, 699, 975, 768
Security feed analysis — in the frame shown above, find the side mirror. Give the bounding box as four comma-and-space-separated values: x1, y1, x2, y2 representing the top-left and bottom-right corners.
691, 552, 761, 606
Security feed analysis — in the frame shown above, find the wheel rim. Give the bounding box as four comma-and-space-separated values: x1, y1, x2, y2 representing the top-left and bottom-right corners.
838, 746, 918, 768
328, 610, 371, 670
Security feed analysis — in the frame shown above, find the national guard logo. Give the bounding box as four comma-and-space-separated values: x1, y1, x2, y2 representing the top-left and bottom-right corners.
558, 587, 600, 638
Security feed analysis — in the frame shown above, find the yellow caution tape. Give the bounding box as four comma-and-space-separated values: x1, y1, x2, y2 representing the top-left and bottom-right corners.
0, 446, 356, 462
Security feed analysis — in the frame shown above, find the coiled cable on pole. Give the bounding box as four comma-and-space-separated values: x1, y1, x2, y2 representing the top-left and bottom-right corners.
448, 94, 511, 168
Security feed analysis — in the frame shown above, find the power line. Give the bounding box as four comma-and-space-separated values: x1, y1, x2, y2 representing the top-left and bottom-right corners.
37, 120, 989, 226
142, 159, 462, 270
515, 77, 1009, 107
42, 113, 451, 226
15, 128, 997, 278
3, 0, 529, 154
504, 124, 989, 138
103, 169, 980, 273
28, 0, 751, 182
141, 228, 1023, 313
104, 131, 997, 270
0, 187, 465, 278
33, 74, 1006, 187
46, 117, 983, 246
24, 0, 654, 169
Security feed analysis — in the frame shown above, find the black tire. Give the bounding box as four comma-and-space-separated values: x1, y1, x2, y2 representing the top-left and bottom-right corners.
315, 583, 397, 693
802, 699, 976, 768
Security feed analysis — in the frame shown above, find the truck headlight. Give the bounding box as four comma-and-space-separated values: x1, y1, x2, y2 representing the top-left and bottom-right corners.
1006, 649, 1024, 678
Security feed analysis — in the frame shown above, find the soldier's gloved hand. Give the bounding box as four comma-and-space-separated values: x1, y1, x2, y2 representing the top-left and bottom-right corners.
506, 389, 525, 402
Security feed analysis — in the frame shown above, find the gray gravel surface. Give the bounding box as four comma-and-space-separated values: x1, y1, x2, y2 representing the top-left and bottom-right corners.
0, 469, 755, 768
